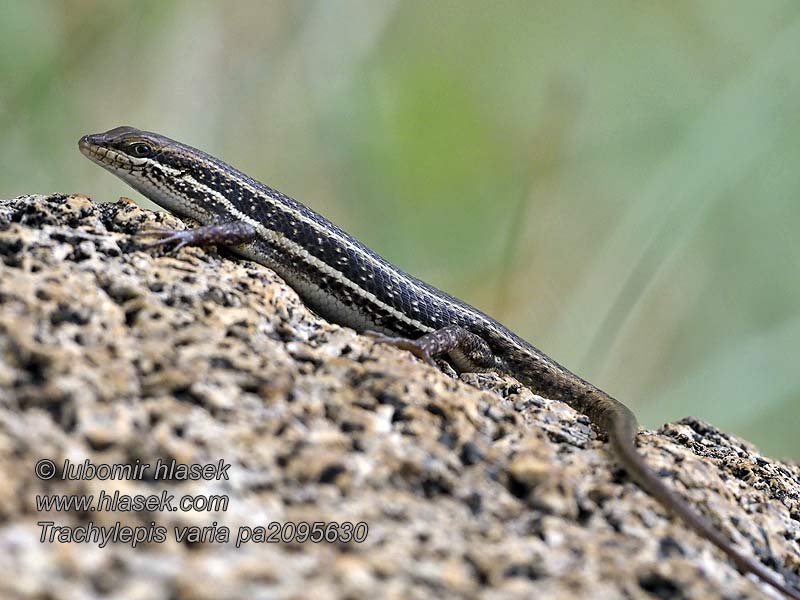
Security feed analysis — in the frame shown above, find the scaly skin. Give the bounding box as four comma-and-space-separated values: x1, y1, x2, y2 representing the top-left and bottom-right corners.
79, 126, 800, 598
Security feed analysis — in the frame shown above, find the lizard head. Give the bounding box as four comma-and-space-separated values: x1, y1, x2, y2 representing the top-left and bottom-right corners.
79, 126, 219, 223
79, 126, 171, 173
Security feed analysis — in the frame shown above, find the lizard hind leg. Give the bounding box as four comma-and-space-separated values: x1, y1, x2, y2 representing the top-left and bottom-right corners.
137, 221, 258, 252
366, 325, 497, 373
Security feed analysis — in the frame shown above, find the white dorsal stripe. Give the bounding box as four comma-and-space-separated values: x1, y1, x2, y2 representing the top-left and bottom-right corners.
177, 153, 499, 327
174, 172, 436, 334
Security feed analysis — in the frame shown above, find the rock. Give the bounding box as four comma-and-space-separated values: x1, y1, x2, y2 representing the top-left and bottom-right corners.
0, 194, 797, 599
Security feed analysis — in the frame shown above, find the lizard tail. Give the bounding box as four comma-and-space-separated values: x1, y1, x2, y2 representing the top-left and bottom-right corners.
606, 407, 800, 599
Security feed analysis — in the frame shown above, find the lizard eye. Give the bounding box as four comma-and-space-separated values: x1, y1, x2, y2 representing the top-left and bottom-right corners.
130, 143, 153, 157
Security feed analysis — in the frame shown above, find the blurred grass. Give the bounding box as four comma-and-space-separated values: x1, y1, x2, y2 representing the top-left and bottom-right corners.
2, 0, 799, 457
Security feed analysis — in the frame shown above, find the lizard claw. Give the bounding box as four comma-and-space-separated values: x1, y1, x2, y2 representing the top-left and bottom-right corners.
364, 330, 437, 366
136, 229, 190, 252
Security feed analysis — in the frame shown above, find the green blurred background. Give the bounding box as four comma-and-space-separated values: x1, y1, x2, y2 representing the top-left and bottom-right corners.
2, 1, 799, 457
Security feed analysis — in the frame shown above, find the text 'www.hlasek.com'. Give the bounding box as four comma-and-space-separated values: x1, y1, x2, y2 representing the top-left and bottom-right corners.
34, 458, 368, 548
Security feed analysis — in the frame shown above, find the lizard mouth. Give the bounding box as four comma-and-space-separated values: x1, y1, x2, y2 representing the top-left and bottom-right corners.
78, 134, 142, 173
78, 135, 105, 160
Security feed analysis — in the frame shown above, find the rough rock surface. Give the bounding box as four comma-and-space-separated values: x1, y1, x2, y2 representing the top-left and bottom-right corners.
0, 194, 798, 600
